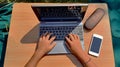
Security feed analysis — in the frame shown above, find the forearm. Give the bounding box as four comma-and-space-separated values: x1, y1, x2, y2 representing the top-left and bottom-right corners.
25, 51, 45, 67
75, 50, 97, 67
25, 33, 56, 67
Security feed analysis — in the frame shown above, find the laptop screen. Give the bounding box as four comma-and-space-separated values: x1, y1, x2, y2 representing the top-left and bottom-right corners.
32, 5, 88, 22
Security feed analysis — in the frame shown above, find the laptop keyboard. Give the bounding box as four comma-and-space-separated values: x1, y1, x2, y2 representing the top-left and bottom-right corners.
40, 26, 83, 40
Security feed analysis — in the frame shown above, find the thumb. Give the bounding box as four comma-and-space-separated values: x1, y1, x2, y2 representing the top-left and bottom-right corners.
65, 42, 71, 50
50, 42, 56, 50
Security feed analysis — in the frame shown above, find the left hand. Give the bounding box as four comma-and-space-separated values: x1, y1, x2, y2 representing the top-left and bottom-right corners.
25, 33, 56, 67
35, 33, 56, 56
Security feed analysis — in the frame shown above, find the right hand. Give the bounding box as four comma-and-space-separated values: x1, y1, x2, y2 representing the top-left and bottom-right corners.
65, 33, 84, 56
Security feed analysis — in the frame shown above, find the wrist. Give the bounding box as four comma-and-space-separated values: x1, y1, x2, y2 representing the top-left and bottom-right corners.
34, 50, 45, 59
75, 50, 90, 63
25, 51, 45, 67
74, 49, 85, 57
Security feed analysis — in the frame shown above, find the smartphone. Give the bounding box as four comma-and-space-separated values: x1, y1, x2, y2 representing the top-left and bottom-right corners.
89, 34, 103, 57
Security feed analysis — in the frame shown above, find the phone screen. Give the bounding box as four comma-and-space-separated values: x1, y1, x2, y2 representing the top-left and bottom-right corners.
90, 37, 102, 53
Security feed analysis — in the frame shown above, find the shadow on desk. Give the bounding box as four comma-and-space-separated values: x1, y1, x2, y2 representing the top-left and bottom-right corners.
46, 54, 83, 67
67, 54, 83, 67
21, 24, 39, 43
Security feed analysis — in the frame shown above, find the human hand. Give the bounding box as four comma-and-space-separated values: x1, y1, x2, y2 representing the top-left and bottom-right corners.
35, 33, 56, 56
65, 34, 97, 67
65, 33, 84, 56
25, 33, 56, 67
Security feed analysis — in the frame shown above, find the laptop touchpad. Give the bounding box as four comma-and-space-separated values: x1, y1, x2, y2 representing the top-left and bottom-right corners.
48, 41, 70, 54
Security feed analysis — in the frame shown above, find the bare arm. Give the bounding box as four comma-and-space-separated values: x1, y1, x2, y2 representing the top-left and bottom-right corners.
25, 33, 56, 67
25, 33, 97, 67
65, 34, 97, 67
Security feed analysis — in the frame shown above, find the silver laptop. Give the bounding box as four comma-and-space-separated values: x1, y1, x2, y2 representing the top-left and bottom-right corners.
32, 4, 88, 54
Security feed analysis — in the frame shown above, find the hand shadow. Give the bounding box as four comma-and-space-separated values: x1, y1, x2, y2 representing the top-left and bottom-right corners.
20, 23, 40, 43
66, 54, 83, 67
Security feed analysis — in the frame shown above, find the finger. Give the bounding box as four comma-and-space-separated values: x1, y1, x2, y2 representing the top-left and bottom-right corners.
44, 32, 48, 36
76, 34, 80, 39
42, 35, 46, 40
69, 33, 74, 41
39, 36, 42, 41
46, 33, 52, 40
65, 36, 72, 45
72, 34, 77, 39
74, 34, 79, 39
39, 34, 43, 40
49, 36, 56, 43
42, 32, 48, 39
76, 34, 79, 39
40, 33, 44, 38
49, 42, 56, 50
65, 42, 71, 50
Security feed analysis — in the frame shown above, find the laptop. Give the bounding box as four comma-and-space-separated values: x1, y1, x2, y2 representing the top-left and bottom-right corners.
31, 4, 88, 54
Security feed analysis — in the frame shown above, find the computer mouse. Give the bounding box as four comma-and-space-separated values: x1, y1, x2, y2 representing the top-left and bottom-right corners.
84, 8, 105, 30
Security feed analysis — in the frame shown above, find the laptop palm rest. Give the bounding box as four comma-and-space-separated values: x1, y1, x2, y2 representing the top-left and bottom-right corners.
48, 41, 70, 54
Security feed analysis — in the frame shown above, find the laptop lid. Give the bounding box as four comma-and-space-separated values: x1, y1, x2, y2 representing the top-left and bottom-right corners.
31, 4, 88, 22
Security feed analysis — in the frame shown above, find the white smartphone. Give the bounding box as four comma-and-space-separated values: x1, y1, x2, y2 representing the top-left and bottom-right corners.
89, 34, 103, 57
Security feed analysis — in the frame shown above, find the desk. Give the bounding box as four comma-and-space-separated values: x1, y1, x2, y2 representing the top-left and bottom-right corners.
4, 3, 115, 67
